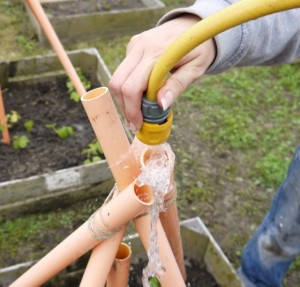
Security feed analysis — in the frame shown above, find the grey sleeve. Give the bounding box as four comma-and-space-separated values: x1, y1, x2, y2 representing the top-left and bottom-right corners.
158, 0, 300, 74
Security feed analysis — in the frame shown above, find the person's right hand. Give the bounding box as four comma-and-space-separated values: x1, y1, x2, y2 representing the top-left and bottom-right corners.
109, 14, 216, 132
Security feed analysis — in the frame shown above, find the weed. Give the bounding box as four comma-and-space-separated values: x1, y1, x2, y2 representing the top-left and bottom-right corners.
46, 123, 74, 139
12, 134, 30, 149
17, 35, 36, 51
82, 140, 103, 164
6, 110, 21, 128
149, 277, 161, 287
66, 70, 91, 103
24, 120, 34, 133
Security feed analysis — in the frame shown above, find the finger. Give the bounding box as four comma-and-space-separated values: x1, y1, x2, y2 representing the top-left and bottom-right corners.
156, 63, 205, 110
122, 59, 156, 131
109, 40, 144, 115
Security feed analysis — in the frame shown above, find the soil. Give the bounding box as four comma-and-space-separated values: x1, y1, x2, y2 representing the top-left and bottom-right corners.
128, 257, 219, 287
42, 0, 144, 16
40, 254, 219, 287
0, 76, 99, 182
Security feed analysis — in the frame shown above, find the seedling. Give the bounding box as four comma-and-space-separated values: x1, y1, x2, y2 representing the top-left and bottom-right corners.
12, 135, 30, 149
82, 140, 103, 164
66, 70, 91, 103
24, 120, 35, 133
46, 123, 74, 139
149, 277, 161, 287
6, 110, 21, 128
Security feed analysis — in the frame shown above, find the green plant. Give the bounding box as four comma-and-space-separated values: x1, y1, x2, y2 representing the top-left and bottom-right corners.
46, 123, 74, 139
17, 35, 36, 51
66, 70, 91, 103
149, 277, 161, 287
6, 110, 21, 128
12, 134, 30, 149
82, 140, 103, 164
24, 120, 34, 132
0, 124, 4, 132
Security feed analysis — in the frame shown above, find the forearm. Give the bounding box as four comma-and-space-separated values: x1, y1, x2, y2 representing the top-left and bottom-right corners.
158, 0, 300, 74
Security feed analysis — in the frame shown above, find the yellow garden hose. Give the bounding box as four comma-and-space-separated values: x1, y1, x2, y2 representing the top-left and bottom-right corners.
137, 0, 300, 145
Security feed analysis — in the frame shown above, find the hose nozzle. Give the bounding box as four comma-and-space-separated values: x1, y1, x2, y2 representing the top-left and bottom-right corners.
136, 96, 173, 145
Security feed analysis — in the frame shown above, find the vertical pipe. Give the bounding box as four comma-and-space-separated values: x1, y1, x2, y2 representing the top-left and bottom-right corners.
0, 85, 10, 144
25, 0, 86, 96
106, 243, 132, 287
81, 87, 140, 190
136, 139, 186, 281
134, 215, 186, 287
160, 185, 186, 281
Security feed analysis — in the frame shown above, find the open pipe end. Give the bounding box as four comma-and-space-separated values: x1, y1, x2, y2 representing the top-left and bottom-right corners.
134, 184, 153, 205
81, 87, 108, 101
115, 242, 132, 261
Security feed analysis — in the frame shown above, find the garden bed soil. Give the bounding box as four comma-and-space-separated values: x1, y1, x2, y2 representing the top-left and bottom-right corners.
0, 76, 99, 183
41, 255, 219, 287
128, 257, 219, 287
42, 0, 144, 16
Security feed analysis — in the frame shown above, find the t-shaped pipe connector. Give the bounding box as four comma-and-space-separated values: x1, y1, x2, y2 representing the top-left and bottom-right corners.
137, 96, 173, 145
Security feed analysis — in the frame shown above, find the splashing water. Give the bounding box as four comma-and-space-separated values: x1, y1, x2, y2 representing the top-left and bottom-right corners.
136, 143, 175, 287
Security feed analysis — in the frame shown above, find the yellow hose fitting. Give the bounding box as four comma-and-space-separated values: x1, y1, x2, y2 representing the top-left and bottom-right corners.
137, 111, 173, 145
137, 95, 173, 145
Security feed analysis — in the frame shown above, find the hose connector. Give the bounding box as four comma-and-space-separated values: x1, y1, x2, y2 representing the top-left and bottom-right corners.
137, 96, 173, 145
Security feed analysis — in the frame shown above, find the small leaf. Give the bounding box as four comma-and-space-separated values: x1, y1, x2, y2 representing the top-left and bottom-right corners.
92, 156, 102, 162
70, 91, 80, 103
149, 277, 161, 287
24, 120, 34, 132
84, 159, 92, 165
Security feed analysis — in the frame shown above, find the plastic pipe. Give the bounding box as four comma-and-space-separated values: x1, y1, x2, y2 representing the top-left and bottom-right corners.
0, 85, 10, 144
139, 142, 186, 281
146, 0, 300, 101
106, 242, 132, 287
10, 182, 152, 287
81, 88, 184, 287
25, 0, 86, 96
80, 228, 127, 287
81, 87, 140, 190
160, 178, 186, 281
134, 215, 185, 286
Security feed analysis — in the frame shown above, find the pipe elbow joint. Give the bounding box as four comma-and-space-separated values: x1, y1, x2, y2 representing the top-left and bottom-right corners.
136, 97, 173, 145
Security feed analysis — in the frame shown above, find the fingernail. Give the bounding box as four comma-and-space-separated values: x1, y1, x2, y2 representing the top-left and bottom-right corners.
161, 90, 174, 111
129, 122, 137, 133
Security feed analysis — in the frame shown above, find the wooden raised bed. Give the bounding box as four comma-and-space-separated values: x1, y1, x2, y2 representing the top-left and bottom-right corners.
25, 0, 166, 45
0, 48, 114, 219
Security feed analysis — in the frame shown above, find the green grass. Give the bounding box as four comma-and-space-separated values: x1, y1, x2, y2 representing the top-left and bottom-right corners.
182, 63, 300, 189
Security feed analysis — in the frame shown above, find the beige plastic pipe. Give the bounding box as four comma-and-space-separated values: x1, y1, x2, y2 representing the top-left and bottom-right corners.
81, 87, 140, 190
81, 88, 185, 287
134, 215, 185, 286
25, 0, 86, 96
10, 182, 152, 287
159, 183, 186, 281
106, 242, 132, 287
0, 85, 10, 144
138, 142, 186, 280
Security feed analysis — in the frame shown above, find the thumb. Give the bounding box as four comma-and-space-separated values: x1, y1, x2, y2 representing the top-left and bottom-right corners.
156, 66, 200, 110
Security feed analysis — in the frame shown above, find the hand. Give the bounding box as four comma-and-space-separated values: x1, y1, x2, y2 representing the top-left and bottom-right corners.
109, 14, 216, 132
